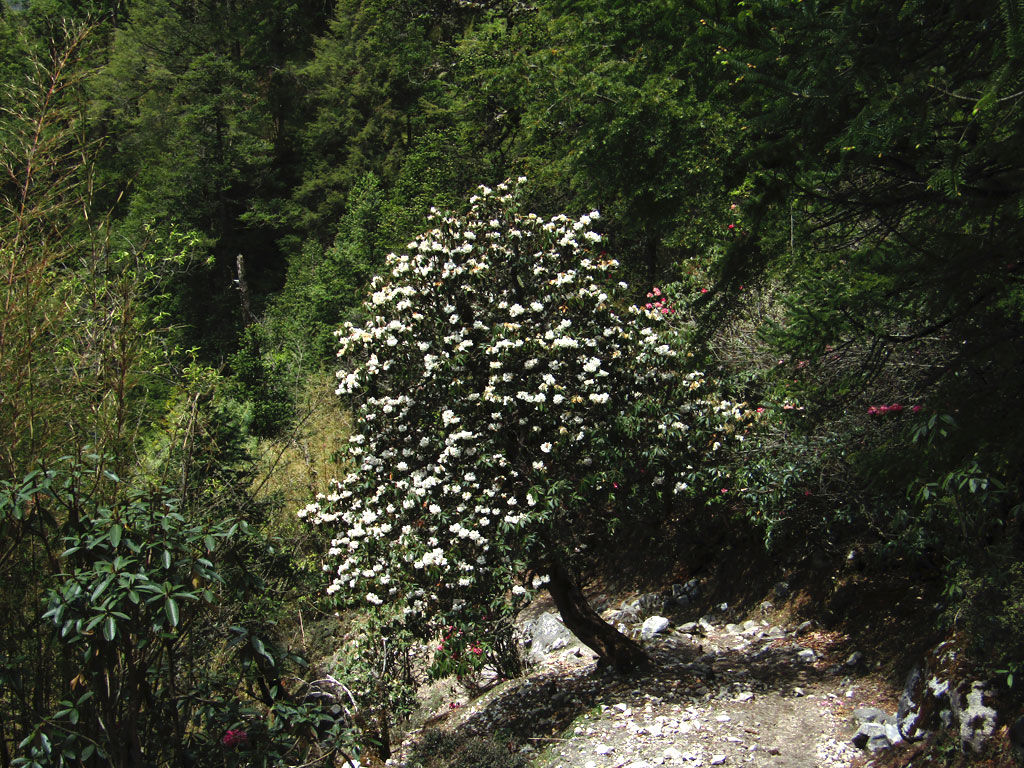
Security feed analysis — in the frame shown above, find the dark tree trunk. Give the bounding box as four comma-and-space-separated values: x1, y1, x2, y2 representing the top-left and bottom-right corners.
544, 560, 649, 673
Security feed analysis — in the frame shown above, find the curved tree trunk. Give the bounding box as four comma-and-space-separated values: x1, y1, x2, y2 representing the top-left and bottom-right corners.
544, 560, 649, 673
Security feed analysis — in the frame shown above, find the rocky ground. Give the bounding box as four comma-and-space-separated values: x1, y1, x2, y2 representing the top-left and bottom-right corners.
385, 592, 905, 768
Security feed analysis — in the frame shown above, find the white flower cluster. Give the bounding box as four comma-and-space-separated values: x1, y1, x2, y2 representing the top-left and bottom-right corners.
303, 180, 745, 643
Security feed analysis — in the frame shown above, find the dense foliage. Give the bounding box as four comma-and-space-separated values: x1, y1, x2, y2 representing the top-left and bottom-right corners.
1, 0, 1023, 762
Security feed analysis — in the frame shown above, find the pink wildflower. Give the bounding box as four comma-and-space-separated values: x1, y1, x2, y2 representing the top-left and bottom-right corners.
221, 730, 248, 748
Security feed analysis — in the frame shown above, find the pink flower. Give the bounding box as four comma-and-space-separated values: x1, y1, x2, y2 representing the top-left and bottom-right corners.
701, 288, 708, 294
888, 404, 903, 414
867, 406, 877, 415
756, 407, 765, 413
912, 405, 922, 413
720, 488, 728, 494
222, 730, 248, 748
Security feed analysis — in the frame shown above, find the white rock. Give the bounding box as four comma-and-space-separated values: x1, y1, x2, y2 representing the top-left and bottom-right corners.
715, 714, 731, 722
642, 615, 671, 639
595, 744, 615, 755
711, 756, 728, 765
735, 691, 754, 702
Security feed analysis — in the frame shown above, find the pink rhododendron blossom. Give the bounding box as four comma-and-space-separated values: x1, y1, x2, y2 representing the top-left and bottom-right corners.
221, 730, 248, 748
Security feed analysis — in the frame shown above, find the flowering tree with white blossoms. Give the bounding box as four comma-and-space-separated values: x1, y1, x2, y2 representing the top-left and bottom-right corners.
301, 180, 751, 675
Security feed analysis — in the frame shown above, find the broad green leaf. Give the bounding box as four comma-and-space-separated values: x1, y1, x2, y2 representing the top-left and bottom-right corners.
165, 597, 179, 627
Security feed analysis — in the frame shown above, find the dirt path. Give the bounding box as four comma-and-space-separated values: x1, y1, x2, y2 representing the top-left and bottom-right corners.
392, 608, 901, 768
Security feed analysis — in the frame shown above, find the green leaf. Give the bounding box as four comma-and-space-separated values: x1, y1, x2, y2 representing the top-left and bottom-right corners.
110, 524, 122, 548
91, 576, 114, 602
251, 636, 273, 665
103, 615, 117, 642
162, 550, 172, 569
165, 597, 179, 627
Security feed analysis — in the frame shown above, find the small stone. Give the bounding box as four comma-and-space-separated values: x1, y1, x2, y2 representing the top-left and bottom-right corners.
796, 620, 813, 634
884, 722, 903, 745
614, 702, 630, 712
853, 707, 893, 725
595, 744, 615, 755
642, 616, 671, 639
846, 651, 864, 667
773, 581, 790, 598
735, 691, 754, 702
793, 687, 805, 697
852, 722, 891, 751
796, 648, 817, 663
663, 747, 683, 761
716, 714, 731, 722
711, 755, 728, 765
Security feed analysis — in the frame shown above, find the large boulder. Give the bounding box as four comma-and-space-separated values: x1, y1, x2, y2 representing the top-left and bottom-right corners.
525, 612, 578, 662
897, 640, 1001, 753
951, 681, 999, 753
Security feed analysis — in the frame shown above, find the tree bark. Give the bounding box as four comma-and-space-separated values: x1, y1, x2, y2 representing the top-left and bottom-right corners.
235, 253, 252, 327
544, 560, 649, 673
